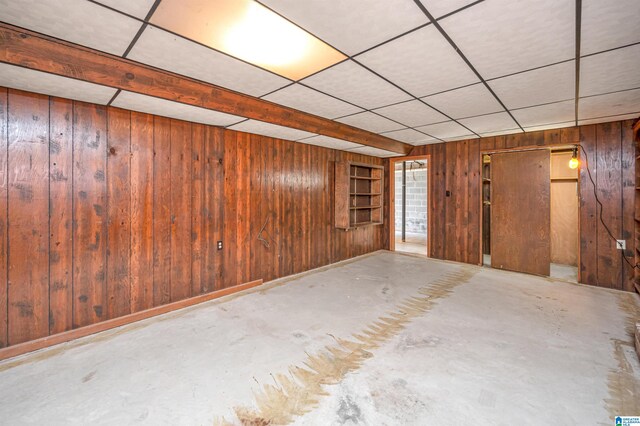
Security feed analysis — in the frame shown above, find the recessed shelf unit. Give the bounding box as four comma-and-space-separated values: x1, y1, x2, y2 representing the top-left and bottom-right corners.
335, 161, 384, 230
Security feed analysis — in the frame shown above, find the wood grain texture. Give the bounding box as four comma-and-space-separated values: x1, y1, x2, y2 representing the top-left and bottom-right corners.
491, 150, 551, 276
550, 181, 579, 265
49, 97, 73, 334
579, 125, 598, 285
0, 88, 7, 348
106, 107, 131, 319
73, 101, 107, 328
0, 87, 387, 351
0, 23, 410, 155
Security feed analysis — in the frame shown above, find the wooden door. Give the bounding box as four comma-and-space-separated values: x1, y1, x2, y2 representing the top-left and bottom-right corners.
491, 150, 550, 276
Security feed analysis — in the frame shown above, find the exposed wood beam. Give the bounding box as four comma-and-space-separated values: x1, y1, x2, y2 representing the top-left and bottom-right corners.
0, 23, 412, 154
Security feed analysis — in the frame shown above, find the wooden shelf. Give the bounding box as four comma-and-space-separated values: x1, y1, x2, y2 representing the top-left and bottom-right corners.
336, 161, 384, 230
350, 176, 381, 180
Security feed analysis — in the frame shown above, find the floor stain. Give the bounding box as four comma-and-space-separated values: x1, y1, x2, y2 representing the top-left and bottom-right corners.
336, 396, 362, 424
214, 265, 478, 425
81, 370, 96, 383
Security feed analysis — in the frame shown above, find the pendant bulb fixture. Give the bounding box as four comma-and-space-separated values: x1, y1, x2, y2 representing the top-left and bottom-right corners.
569, 146, 579, 169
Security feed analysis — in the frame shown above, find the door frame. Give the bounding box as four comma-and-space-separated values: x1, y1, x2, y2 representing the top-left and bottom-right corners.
389, 154, 431, 256
478, 144, 581, 280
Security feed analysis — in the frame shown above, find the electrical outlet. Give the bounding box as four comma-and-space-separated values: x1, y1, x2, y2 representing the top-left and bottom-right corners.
616, 240, 625, 250
217, 240, 223, 250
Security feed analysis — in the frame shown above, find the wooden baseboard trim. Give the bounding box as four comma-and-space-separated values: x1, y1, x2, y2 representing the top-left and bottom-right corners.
0, 279, 263, 362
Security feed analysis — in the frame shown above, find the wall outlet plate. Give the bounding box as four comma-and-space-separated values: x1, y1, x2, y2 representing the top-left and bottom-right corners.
616, 240, 626, 250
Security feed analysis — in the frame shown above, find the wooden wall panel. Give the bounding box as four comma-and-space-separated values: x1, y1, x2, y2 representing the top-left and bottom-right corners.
7, 90, 50, 344
130, 112, 154, 312
0, 88, 7, 348
169, 119, 192, 302
409, 123, 636, 290
0, 88, 387, 351
49, 97, 73, 335
73, 102, 108, 328
152, 117, 172, 306
106, 107, 131, 319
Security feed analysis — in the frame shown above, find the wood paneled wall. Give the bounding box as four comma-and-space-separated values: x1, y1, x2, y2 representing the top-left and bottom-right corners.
0, 88, 386, 349
408, 122, 636, 291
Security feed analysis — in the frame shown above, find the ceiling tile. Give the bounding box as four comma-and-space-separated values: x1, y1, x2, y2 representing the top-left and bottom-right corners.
0, 63, 117, 105
442, 134, 478, 141
440, 0, 575, 79
488, 61, 575, 109
1, 0, 142, 55
578, 89, 640, 120
128, 26, 289, 97
336, 112, 405, 134
581, 0, 640, 55
418, 0, 481, 19
373, 100, 448, 127
579, 44, 640, 97
381, 128, 439, 145
415, 121, 472, 140
94, 0, 155, 19
578, 113, 640, 126
260, 0, 428, 55
524, 122, 575, 132
356, 25, 479, 97
346, 146, 401, 158
263, 84, 363, 119
458, 112, 519, 134
422, 83, 503, 119
298, 135, 362, 151
511, 100, 575, 128
301, 60, 412, 110
111, 91, 244, 126
228, 120, 315, 141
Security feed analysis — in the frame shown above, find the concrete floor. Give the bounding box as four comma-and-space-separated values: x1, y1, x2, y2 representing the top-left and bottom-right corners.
483, 254, 579, 283
0, 251, 638, 425
395, 232, 427, 255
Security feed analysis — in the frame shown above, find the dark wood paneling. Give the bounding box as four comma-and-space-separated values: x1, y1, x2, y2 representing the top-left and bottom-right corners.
106, 107, 131, 319
0, 88, 7, 348
7, 90, 50, 344
152, 117, 171, 306
0, 23, 410, 155
73, 101, 107, 328
621, 121, 635, 292
410, 123, 635, 290
190, 123, 205, 295
49, 97, 73, 335
130, 111, 154, 312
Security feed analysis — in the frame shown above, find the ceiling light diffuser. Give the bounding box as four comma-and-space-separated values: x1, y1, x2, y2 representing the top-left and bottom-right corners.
151, 0, 346, 81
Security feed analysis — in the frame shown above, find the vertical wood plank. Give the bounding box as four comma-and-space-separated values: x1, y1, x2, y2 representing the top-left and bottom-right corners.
235, 132, 251, 285
49, 97, 73, 334
595, 122, 622, 289
579, 125, 598, 285
190, 123, 204, 295
455, 140, 469, 263
0, 88, 6, 347
7, 90, 50, 344
153, 116, 171, 305
249, 134, 264, 282
444, 141, 457, 261
620, 120, 635, 291
223, 130, 238, 288
106, 107, 131, 319
130, 111, 154, 312
467, 138, 481, 265
203, 126, 224, 291
73, 101, 107, 328
169, 119, 192, 302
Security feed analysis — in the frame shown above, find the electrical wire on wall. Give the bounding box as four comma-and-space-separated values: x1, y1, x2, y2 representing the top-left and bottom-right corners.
578, 144, 639, 270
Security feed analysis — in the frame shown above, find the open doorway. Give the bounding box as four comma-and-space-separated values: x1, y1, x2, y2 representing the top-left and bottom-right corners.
481, 146, 579, 282
392, 157, 428, 255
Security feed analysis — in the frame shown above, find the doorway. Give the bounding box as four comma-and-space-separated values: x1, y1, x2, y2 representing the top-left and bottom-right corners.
481, 147, 579, 281
391, 156, 429, 255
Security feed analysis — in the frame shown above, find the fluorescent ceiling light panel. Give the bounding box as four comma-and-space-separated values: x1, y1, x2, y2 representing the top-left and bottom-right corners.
151, 0, 346, 80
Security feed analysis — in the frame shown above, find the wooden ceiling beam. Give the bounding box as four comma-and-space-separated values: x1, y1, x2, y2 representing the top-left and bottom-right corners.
0, 23, 412, 154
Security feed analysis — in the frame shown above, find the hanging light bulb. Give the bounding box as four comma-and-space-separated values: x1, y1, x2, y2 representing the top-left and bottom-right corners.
569, 146, 579, 169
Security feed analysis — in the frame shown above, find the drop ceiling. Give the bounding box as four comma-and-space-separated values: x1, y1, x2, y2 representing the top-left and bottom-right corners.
0, 0, 638, 157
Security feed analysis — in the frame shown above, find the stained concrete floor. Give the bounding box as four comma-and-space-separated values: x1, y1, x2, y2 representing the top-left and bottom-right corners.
0, 251, 639, 425
395, 232, 427, 255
